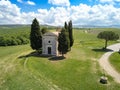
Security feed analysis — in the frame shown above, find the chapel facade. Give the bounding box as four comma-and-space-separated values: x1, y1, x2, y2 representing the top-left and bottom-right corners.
42, 32, 59, 56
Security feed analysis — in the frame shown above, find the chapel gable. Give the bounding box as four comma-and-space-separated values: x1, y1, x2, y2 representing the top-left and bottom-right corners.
42, 32, 59, 56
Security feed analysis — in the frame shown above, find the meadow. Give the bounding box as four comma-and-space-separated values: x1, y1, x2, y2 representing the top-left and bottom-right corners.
110, 52, 120, 73
0, 26, 120, 90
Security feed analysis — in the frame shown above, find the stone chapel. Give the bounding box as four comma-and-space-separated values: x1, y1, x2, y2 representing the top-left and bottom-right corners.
42, 32, 59, 56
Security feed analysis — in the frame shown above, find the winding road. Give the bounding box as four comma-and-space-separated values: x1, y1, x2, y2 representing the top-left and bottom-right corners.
99, 43, 120, 83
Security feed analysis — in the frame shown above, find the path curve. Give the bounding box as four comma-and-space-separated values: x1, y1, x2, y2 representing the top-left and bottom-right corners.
99, 43, 120, 83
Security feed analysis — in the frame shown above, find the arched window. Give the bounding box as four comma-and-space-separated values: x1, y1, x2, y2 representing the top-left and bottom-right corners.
48, 41, 51, 43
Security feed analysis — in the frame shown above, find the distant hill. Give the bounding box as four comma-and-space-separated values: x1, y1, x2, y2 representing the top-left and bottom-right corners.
0, 24, 120, 29
73, 25, 120, 28
0, 24, 30, 28
0, 24, 57, 29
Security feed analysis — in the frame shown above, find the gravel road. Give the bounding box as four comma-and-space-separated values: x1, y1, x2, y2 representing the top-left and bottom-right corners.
99, 43, 120, 83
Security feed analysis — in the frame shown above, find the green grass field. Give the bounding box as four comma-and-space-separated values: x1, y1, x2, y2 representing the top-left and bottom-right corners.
0, 27, 120, 90
109, 52, 120, 73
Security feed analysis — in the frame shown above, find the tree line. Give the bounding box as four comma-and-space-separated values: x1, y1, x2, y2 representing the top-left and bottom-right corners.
0, 35, 29, 46
0, 27, 30, 46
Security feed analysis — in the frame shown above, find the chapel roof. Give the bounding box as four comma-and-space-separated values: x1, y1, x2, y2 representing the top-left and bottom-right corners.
43, 32, 59, 37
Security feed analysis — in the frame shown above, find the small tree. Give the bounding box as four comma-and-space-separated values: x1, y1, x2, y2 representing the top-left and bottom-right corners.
30, 18, 42, 51
58, 28, 70, 56
97, 31, 119, 49
68, 20, 74, 49
41, 27, 48, 34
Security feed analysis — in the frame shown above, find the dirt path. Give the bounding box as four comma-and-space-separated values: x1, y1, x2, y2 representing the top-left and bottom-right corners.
99, 43, 120, 83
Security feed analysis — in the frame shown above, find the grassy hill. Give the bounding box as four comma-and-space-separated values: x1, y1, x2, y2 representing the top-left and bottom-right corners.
0, 27, 120, 90
110, 52, 120, 73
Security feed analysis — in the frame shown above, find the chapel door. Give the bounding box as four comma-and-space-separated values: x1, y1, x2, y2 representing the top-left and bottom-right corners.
48, 47, 51, 54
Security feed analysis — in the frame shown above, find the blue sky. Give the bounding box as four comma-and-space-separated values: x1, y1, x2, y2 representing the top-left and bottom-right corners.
11, 0, 51, 12
0, 0, 120, 26
10, 0, 108, 12
11, 0, 85, 12
10, 0, 120, 11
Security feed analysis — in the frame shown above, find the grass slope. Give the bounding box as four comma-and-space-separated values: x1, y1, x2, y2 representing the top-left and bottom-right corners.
109, 52, 120, 73
0, 28, 120, 90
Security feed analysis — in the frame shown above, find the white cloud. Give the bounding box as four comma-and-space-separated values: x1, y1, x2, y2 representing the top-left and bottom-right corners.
0, 0, 23, 24
17, 0, 36, 6
99, 0, 120, 4
27, 0, 36, 5
17, 0, 23, 3
48, 0, 70, 6
99, 0, 113, 3
71, 4, 120, 26
37, 4, 120, 26
37, 7, 69, 25
0, 0, 120, 26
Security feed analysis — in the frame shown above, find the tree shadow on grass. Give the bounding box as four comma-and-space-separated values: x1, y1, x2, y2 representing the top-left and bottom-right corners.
92, 48, 113, 52
48, 56, 65, 61
18, 51, 65, 61
18, 51, 51, 59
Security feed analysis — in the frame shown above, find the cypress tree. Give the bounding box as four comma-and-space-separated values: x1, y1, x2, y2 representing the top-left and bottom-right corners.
58, 28, 70, 56
68, 20, 74, 49
30, 18, 42, 51
64, 21, 68, 31
64, 21, 70, 51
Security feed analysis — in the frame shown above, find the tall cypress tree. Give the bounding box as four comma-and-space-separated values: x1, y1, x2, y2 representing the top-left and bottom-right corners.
58, 28, 70, 56
30, 18, 42, 51
64, 21, 68, 31
68, 20, 74, 48
64, 21, 70, 51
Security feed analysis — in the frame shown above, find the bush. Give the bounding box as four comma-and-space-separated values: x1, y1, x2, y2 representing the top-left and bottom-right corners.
0, 35, 29, 46
0, 26, 30, 46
